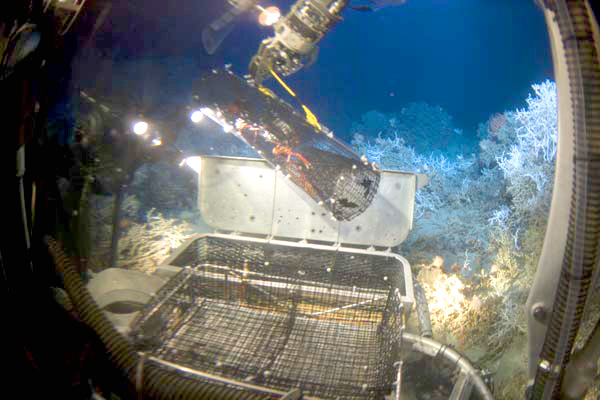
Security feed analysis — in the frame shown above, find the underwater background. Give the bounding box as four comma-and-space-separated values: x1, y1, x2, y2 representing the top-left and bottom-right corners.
66, 0, 555, 272
70, 0, 553, 143
49, 0, 592, 399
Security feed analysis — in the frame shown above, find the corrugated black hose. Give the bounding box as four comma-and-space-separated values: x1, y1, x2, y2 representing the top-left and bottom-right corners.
531, 1, 600, 398
45, 236, 267, 400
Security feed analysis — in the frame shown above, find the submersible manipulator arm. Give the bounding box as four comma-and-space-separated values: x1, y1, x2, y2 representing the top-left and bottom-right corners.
249, 0, 348, 85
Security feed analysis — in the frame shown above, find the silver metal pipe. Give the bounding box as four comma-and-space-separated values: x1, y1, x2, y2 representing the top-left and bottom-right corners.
449, 372, 474, 400
395, 361, 403, 400
402, 332, 494, 400
143, 354, 321, 399
413, 280, 433, 338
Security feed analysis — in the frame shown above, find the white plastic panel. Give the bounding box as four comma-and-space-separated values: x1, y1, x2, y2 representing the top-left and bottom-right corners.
198, 156, 416, 247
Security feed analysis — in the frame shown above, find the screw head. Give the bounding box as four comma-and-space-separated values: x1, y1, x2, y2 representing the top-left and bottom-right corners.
533, 305, 546, 321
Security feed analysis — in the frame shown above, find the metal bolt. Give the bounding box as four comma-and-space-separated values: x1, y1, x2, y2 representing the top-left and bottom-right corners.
533, 305, 546, 321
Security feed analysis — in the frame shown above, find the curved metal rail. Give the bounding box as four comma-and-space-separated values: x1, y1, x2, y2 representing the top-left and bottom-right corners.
402, 332, 494, 400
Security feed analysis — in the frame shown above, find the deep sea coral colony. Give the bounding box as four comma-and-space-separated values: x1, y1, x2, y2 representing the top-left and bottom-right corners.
352, 81, 562, 398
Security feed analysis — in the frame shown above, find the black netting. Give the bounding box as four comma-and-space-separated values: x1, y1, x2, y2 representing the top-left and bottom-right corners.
130, 236, 406, 399
191, 70, 380, 221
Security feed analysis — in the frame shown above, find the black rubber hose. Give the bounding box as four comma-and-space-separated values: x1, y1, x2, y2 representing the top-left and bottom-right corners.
531, 1, 600, 398
45, 236, 267, 400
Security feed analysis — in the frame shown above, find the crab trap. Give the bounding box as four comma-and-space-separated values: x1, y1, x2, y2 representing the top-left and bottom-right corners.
117, 144, 422, 398
80, 66, 496, 398
192, 69, 381, 221
89, 153, 495, 398
129, 234, 414, 399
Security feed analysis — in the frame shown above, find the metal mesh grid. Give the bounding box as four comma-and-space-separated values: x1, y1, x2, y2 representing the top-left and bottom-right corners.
130, 236, 406, 398
192, 70, 380, 221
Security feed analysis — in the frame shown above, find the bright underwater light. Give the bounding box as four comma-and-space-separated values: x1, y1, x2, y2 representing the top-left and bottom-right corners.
197, 107, 234, 133
133, 121, 149, 135
257, 6, 280, 26
201, 107, 216, 118
190, 110, 204, 123
180, 156, 202, 175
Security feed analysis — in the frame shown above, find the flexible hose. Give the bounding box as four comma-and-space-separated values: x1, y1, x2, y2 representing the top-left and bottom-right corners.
45, 236, 266, 400
532, 1, 600, 398
413, 280, 433, 338
401, 332, 494, 400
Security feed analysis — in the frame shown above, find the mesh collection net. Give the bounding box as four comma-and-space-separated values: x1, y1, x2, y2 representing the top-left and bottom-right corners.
192, 69, 380, 221
129, 236, 407, 399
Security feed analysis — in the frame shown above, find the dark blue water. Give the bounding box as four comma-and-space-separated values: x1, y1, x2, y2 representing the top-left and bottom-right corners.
289, 0, 553, 141
73, 0, 552, 144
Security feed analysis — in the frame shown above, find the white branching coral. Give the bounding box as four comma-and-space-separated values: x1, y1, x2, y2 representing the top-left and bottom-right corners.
486, 292, 527, 348
478, 233, 530, 349
416, 229, 530, 355
117, 208, 196, 274
488, 206, 511, 229
424, 273, 470, 330
417, 266, 472, 336
496, 80, 557, 219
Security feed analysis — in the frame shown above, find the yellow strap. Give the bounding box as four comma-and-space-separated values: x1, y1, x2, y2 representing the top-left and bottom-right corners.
302, 105, 321, 130
269, 68, 296, 97
269, 68, 321, 131
258, 85, 276, 98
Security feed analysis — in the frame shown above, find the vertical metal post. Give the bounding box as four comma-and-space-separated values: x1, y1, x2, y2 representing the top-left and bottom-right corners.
395, 361, 403, 400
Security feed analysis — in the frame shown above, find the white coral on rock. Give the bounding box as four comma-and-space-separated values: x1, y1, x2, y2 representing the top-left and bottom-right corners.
117, 208, 196, 274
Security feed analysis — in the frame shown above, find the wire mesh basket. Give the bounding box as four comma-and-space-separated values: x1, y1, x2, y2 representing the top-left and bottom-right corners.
193, 69, 381, 221
129, 234, 413, 399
